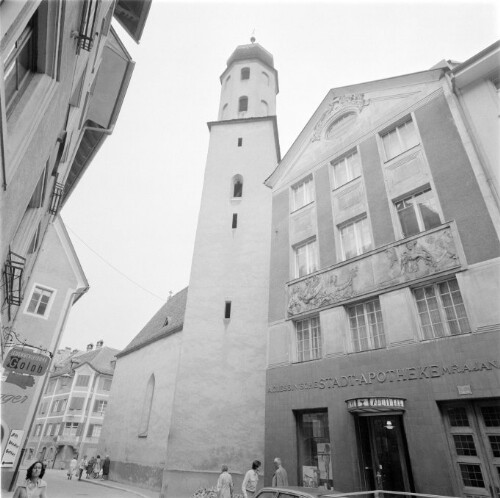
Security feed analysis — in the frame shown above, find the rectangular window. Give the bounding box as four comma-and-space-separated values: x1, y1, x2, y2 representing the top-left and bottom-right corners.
44, 424, 52, 436
238, 137, 243, 147
75, 374, 90, 387
332, 150, 361, 188
93, 399, 107, 415
45, 380, 55, 394
348, 298, 386, 352
34, 424, 42, 436
339, 217, 372, 260
63, 422, 79, 436
4, 19, 35, 113
26, 286, 54, 317
224, 301, 231, 319
50, 424, 57, 436
39, 401, 48, 414
100, 378, 112, 391
92, 425, 102, 437
296, 317, 321, 362
69, 397, 85, 410
292, 176, 314, 211
294, 239, 318, 278
381, 119, 419, 161
414, 278, 471, 339
296, 410, 333, 488
232, 213, 238, 229
395, 188, 441, 237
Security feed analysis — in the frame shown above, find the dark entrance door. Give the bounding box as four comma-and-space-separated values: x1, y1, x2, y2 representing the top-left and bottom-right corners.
357, 415, 413, 492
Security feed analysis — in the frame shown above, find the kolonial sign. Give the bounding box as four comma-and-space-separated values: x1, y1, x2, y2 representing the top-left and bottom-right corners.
3, 348, 50, 376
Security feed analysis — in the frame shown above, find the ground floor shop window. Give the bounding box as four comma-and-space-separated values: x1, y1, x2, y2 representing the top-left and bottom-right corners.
441, 400, 500, 498
296, 410, 333, 489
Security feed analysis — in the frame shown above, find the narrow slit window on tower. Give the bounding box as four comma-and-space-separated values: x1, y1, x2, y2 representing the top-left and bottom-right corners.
241, 67, 250, 80
232, 213, 238, 229
238, 137, 243, 147
239, 96, 248, 112
233, 179, 243, 198
224, 301, 232, 319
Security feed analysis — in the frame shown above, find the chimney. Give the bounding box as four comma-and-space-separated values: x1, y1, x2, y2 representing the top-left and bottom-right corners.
96, 340, 103, 348
87, 344, 93, 351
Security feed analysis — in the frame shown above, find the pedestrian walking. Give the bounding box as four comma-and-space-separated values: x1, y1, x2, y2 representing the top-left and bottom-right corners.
242, 460, 261, 498
93, 455, 101, 478
68, 456, 78, 479
272, 457, 288, 487
13, 460, 47, 498
216, 465, 233, 498
78, 455, 88, 480
86, 456, 95, 478
102, 455, 111, 480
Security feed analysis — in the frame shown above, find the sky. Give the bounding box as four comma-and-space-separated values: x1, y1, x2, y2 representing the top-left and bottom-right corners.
60, 0, 499, 352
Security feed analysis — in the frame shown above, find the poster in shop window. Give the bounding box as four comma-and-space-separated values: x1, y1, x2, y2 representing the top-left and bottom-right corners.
317, 442, 333, 483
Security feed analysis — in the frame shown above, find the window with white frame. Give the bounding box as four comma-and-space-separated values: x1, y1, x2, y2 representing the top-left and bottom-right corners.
339, 217, 372, 260
25, 286, 54, 317
331, 150, 361, 188
93, 399, 107, 415
296, 317, 322, 362
294, 239, 318, 278
75, 374, 90, 387
63, 422, 79, 436
92, 424, 102, 438
292, 176, 314, 211
395, 188, 441, 238
348, 298, 386, 352
414, 278, 471, 339
381, 119, 419, 161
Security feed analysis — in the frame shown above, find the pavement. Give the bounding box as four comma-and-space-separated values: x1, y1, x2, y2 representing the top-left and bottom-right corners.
2, 469, 161, 498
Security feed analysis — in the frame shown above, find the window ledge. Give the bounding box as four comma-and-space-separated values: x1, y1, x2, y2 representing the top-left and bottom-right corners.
383, 143, 420, 164
332, 175, 362, 192
290, 200, 315, 215
5, 74, 58, 184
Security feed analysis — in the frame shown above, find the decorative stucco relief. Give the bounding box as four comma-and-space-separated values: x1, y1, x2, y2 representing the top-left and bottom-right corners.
311, 94, 369, 142
287, 226, 460, 317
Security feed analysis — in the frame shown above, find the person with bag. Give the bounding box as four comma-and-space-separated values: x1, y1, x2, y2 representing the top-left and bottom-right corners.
242, 460, 261, 498
216, 465, 233, 498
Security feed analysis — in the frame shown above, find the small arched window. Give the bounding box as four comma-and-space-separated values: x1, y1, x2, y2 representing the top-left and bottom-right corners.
238, 96, 248, 112
232, 175, 243, 198
138, 374, 155, 437
222, 103, 228, 119
225, 75, 231, 87
241, 67, 250, 80
261, 100, 269, 116
262, 71, 269, 86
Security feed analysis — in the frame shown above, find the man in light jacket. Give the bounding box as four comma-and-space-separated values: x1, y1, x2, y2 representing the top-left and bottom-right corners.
272, 458, 288, 487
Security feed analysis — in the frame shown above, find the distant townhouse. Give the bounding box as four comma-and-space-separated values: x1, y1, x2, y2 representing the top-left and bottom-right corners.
26, 343, 118, 469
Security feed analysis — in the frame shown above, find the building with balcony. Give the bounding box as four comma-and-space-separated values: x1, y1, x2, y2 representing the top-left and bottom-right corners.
263, 42, 500, 497
25, 343, 118, 469
0, 0, 150, 489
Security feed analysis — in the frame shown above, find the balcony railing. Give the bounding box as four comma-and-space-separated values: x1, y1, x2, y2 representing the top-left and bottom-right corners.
49, 182, 65, 215
76, 0, 98, 52
287, 223, 461, 317
2, 250, 26, 319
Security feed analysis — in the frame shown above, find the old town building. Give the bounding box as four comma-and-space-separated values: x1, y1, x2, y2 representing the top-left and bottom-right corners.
25, 343, 118, 469
1, 0, 150, 489
263, 41, 500, 497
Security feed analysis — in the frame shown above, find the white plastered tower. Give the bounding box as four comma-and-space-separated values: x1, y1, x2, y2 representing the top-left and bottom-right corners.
161, 41, 280, 497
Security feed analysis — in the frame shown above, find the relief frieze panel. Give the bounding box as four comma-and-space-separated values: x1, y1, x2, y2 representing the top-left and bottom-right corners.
287, 225, 460, 317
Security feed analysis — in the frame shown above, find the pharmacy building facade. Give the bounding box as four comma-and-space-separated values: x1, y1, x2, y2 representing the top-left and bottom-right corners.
264, 42, 500, 498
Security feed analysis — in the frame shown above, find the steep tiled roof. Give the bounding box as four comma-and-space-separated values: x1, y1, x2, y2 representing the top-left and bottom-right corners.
117, 287, 188, 359
50, 346, 119, 377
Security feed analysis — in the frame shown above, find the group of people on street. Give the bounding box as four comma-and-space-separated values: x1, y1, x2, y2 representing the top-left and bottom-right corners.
68, 454, 111, 480
216, 457, 288, 498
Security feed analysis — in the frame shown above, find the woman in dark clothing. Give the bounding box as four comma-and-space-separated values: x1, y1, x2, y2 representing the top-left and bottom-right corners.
102, 455, 110, 480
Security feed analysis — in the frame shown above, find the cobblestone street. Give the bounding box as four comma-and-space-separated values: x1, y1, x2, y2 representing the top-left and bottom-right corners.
2, 469, 159, 498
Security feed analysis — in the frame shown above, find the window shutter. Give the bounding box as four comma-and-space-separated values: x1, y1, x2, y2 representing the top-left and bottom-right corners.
76, 423, 83, 436
59, 423, 64, 435
87, 424, 94, 437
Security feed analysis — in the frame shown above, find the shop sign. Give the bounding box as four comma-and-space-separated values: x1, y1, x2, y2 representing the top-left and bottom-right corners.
346, 397, 405, 413
1, 430, 24, 467
3, 348, 50, 376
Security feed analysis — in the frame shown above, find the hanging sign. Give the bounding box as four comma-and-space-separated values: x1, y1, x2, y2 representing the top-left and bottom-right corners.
3, 348, 50, 376
1, 429, 24, 467
346, 397, 406, 413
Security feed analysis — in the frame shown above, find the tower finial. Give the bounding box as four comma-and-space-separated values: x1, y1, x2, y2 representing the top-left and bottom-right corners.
250, 28, 256, 44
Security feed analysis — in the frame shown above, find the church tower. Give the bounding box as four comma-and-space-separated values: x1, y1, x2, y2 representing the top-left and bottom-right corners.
161, 41, 280, 497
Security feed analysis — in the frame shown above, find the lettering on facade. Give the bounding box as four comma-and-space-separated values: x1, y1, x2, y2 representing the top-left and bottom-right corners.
346, 397, 405, 410
267, 360, 499, 394
0, 394, 29, 404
